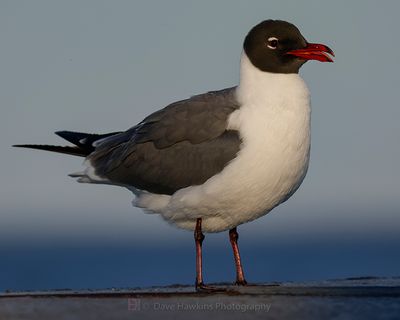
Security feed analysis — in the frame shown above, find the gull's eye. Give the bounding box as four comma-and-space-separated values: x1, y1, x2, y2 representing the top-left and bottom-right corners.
267, 37, 278, 49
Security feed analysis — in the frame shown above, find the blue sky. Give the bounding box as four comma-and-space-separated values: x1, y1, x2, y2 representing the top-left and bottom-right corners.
1, 0, 400, 289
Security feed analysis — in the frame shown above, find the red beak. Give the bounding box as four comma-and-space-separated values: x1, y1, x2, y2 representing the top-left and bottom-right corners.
286, 43, 335, 62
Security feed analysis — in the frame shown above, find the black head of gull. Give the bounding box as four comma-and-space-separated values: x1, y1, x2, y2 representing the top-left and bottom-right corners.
13, 20, 334, 292
244, 20, 334, 73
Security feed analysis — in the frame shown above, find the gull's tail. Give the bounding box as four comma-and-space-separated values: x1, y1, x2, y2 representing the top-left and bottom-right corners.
13, 130, 121, 157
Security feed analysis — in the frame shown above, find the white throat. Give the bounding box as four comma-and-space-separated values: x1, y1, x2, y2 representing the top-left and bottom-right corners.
236, 52, 309, 108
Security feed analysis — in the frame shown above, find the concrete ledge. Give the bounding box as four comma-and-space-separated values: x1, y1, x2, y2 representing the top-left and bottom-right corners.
1, 277, 399, 320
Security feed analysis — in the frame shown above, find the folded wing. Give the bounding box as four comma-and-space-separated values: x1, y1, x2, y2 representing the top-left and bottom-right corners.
89, 87, 242, 195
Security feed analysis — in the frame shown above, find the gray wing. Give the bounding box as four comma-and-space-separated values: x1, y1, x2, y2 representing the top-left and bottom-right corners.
88, 87, 241, 195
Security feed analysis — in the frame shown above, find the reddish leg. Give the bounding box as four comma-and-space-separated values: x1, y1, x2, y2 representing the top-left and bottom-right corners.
194, 218, 224, 292
229, 227, 247, 285
194, 218, 205, 289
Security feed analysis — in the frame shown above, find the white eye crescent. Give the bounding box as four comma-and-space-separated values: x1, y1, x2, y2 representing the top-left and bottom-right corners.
267, 37, 279, 49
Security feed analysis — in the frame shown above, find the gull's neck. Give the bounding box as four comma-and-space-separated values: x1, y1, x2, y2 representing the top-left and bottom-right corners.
236, 52, 308, 106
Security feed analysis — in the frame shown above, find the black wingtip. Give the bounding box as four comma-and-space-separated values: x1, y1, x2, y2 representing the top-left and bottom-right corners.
12, 144, 88, 157
55, 130, 122, 150
13, 144, 32, 148
55, 130, 82, 138
54, 130, 67, 137
14, 131, 122, 156
55, 130, 83, 144
55, 130, 98, 146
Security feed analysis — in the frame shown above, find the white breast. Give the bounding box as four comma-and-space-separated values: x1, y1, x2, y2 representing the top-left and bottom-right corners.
135, 53, 311, 232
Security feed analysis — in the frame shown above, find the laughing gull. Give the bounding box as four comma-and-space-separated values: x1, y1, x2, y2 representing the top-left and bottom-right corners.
14, 20, 334, 291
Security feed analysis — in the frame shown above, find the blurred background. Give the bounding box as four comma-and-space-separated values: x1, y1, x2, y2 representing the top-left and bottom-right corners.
1, 0, 399, 291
